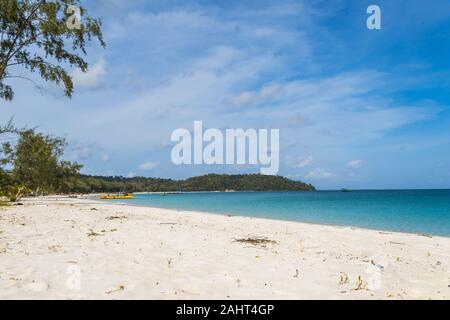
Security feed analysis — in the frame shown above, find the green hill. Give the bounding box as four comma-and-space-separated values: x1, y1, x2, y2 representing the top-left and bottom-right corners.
68, 174, 315, 193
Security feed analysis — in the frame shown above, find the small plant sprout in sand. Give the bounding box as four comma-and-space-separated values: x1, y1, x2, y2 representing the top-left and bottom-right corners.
87, 228, 117, 237
87, 229, 102, 237
339, 272, 349, 285
354, 276, 369, 291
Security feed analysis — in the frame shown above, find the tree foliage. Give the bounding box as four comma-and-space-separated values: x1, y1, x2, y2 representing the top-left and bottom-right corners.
0, 118, 16, 134
0, 119, 17, 190
66, 174, 316, 194
0, 0, 105, 101
2, 129, 82, 195
0, 184, 30, 201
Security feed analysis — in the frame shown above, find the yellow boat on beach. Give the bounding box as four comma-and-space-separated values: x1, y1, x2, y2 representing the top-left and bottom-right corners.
98, 193, 134, 200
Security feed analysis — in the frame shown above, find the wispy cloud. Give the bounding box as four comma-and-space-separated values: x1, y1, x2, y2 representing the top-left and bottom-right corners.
68, 143, 94, 161
305, 168, 333, 180
347, 160, 363, 169
138, 162, 158, 170
230, 84, 282, 107
294, 156, 314, 168
72, 58, 107, 89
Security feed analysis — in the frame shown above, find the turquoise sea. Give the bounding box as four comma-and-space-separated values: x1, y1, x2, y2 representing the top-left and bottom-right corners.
101, 190, 450, 237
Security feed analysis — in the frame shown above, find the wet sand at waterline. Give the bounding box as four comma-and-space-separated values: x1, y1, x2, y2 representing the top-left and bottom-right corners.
0, 196, 449, 299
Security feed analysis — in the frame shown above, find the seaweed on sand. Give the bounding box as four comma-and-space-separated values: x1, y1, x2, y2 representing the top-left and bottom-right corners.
87, 229, 102, 237
233, 237, 278, 246
106, 216, 127, 220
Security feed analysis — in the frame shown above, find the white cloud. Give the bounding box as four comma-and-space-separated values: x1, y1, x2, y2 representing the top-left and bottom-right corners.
260, 84, 281, 98
73, 58, 107, 89
100, 154, 110, 161
138, 161, 158, 170
127, 171, 135, 178
230, 91, 254, 106
230, 84, 281, 106
347, 160, 363, 169
305, 168, 332, 179
295, 156, 313, 168
69, 143, 94, 161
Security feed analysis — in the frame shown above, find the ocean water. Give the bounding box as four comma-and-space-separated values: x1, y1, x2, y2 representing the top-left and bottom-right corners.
101, 190, 450, 237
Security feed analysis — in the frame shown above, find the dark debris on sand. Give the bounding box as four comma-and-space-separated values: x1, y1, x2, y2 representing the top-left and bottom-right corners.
233, 237, 278, 246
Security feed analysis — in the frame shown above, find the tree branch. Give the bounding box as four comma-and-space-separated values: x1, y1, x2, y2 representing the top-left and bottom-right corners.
0, 2, 42, 76
4, 75, 43, 92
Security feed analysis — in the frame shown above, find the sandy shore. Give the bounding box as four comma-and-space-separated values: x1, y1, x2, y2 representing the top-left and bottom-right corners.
0, 196, 449, 300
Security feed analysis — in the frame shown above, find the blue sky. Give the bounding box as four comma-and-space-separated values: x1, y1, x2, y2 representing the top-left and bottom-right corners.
2, 0, 450, 189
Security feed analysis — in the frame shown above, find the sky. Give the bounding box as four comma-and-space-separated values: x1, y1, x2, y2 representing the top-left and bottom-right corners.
2, 0, 450, 189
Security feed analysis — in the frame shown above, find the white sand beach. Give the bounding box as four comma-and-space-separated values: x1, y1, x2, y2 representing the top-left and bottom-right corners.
0, 196, 449, 300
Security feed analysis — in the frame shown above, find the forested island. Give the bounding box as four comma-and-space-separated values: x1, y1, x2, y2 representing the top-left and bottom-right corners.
72, 174, 316, 193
